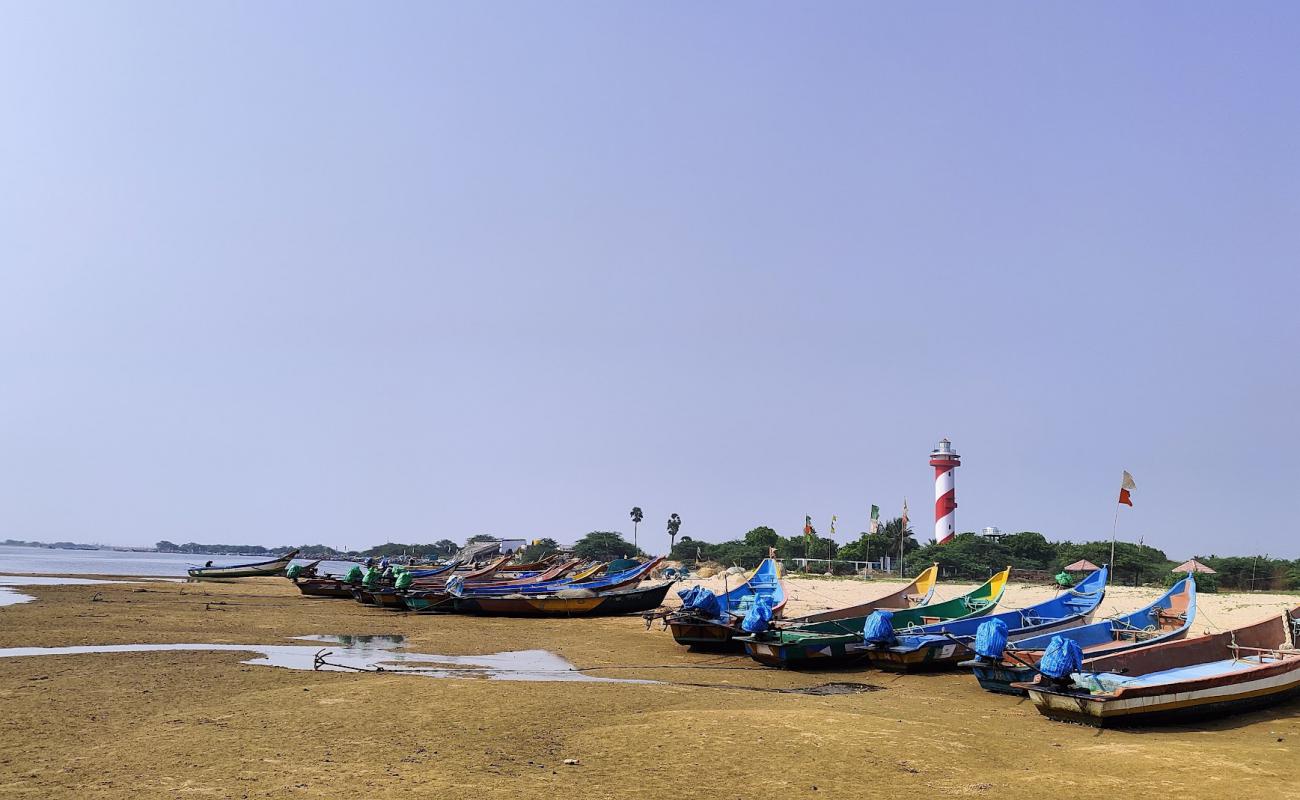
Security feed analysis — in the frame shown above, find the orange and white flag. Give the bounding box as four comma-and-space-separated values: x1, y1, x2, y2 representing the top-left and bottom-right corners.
1118, 471, 1136, 506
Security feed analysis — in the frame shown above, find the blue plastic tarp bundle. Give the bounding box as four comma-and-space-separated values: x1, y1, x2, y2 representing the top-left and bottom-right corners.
863, 610, 896, 646
973, 618, 1009, 659
740, 595, 774, 633
677, 586, 722, 619
1039, 636, 1083, 679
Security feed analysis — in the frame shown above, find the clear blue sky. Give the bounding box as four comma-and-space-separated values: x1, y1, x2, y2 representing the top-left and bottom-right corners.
2, 4, 1296, 558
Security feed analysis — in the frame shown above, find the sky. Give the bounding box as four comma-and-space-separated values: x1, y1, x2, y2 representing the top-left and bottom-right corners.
1, 4, 1297, 558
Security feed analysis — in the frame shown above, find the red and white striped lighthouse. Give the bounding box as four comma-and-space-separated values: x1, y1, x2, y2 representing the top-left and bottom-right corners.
930, 438, 960, 544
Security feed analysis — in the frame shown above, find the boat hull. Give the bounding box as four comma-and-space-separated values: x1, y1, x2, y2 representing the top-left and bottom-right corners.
452, 582, 674, 617
1024, 666, 1300, 727
970, 662, 1036, 695
187, 551, 298, 579
742, 637, 872, 668
293, 579, 357, 599
668, 618, 745, 651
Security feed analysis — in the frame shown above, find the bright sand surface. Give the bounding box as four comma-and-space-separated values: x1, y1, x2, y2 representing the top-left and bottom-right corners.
0, 574, 1296, 798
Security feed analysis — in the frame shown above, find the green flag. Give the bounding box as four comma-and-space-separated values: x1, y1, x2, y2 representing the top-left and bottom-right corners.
869, 504, 880, 534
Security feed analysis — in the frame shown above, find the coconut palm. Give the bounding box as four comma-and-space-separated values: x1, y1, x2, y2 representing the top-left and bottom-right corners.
630, 507, 644, 551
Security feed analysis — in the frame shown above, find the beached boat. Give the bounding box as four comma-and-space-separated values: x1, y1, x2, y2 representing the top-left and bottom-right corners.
354, 556, 517, 605
860, 567, 1108, 671
667, 558, 786, 650
294, 576, 360, 598
187, 550, 299, 579
1015, 604, 1300, 726
450, 580, 676, 617
740, 567, 1010, 668
405, 559, 665, 613
963, 575, 1196, 694
780, 564, 939, 627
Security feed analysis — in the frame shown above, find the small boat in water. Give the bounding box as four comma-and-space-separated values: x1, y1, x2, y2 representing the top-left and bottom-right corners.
740, 567, 1010, 668
861, 567, 1108, 672
963, 574, 1196, 695
187, 550, 299, 579
1015, 604, 1300, 726
667, 558, 786, 650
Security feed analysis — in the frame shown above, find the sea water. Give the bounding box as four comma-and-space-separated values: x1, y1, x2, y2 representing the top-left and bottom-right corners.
0, 544, 358, 578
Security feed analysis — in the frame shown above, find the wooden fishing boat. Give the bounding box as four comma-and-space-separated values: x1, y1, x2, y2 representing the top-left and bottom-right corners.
963, 575, 1196, 695
1014, 605, 1300, 726
186, 550, 299, 579
450, 580, 676, 617
667, 558, 786, 651
862, 567, 1108, 672
293, 576, 361, 598
740, 567, 1010, 668
406, 558, 664, 613
354, 556, 516, 605
781, 564, 940, 627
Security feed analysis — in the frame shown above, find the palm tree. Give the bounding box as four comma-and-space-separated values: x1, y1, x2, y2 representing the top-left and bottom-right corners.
667, 513, 682, 553
630, 507, 643, 551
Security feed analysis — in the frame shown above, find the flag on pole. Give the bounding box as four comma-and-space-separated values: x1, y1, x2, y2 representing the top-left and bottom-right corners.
830, 515, 837, 537
901, 499, 909, 529
803, 515, 813, 540
1118, 471, 1136, 506
869, 505, 880, 534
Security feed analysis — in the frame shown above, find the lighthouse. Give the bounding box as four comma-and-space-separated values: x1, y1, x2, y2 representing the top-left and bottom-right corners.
930, 438, 961, 544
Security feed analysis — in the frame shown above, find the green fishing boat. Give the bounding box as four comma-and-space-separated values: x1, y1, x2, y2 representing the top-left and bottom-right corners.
738, 567, 1011, 668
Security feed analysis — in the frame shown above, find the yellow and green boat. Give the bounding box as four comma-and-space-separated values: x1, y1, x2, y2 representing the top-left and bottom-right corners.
739, 567, 1010, 668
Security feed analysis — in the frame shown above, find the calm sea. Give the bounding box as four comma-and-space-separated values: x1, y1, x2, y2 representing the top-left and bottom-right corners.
0, 545, 358, 577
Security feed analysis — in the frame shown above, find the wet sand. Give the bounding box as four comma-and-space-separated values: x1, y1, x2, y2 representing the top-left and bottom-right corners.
1, 576, 1297, 798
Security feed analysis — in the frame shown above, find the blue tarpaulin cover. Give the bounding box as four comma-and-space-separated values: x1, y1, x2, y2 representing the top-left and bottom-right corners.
1039, 636, 1083, 679
864, 610, 897, 646
974, 618, 1010, 659
741, 595, 775, 633
677, 586, 722, 619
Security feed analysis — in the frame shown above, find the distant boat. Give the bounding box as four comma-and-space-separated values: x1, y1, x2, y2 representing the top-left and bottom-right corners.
186, 550, 298, 579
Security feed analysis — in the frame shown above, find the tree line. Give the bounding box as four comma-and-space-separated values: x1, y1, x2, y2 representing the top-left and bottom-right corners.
152, 523, 1300, 591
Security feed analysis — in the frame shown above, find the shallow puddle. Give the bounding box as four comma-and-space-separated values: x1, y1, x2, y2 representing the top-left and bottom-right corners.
0, 575, 125, 607
0, 635, 651, 684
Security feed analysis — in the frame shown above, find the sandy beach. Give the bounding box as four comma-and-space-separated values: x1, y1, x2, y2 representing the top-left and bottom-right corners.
0, 574, 1297, 798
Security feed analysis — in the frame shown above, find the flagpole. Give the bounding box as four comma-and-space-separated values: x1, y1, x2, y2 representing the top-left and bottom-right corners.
1109, 503, 1119, 572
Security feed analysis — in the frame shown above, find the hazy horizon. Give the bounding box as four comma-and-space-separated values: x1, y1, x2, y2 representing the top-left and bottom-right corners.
2, 5, 1297, 559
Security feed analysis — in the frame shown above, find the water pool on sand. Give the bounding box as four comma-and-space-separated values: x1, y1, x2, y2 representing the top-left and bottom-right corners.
0, 634, 652, 684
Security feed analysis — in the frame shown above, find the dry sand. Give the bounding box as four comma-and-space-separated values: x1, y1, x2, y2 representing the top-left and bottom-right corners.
1, 575, 1297, 799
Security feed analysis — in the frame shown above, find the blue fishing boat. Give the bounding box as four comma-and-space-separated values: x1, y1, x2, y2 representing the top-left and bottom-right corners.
447, 558, 664, 597
862, 567, 1109, 671
667, 558, 786, 650
1017, 604, 1300, 726
962, 574, 1196, 694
